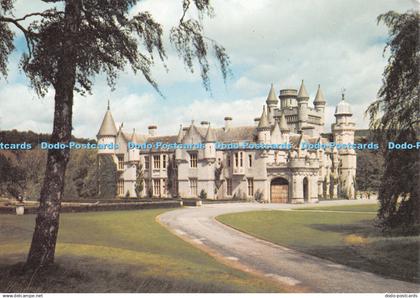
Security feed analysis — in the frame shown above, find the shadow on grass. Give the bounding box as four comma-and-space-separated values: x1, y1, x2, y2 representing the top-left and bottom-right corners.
0, 257, 240, 293
305, 241, 420, 284
305, 219, 420, 283
308, 219, 382, 237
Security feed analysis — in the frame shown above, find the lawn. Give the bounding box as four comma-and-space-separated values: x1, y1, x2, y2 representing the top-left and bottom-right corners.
0, 209, 282, 293
297, 203, 379, 213
217, 204, 419, 284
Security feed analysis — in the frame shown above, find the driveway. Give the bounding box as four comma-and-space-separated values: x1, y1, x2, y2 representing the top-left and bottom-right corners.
157, 201, 419, 293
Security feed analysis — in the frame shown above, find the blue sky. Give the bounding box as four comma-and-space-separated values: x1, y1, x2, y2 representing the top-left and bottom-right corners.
0, 0, 417, 138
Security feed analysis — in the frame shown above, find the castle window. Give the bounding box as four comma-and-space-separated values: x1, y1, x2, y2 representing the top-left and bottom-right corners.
153, 179, 161, 196
189, 178, 198, 196
226, 179, 232, 196
248, 154, 253, 167
117, 155, 124, 170
247, 178, 254, 196
144, 156, 150, 169
274, 151, 278, 163
227, 154, 231, 167
117, 179, 124, 196
234, 152, 243, 168
190, 152, 198, 168
153, 155, 161, 169
162, 154, 167, 169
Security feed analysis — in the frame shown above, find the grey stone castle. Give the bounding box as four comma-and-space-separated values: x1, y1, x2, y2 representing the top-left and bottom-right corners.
97, 81, 357, 203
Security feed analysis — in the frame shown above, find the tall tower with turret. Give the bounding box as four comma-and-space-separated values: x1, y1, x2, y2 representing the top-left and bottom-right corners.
266, 83, 278, 125
297, 80, 309, 132
314, 84, 326, 126
97, 101, 118, 155
257, 105, 271, 143
332, 93, 356, 199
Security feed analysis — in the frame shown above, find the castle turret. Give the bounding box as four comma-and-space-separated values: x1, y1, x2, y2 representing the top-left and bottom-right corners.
270, 119, 281, 144
204, 123, 216, 162
279, 111, 290, 143
128, 128, 140, 163
314, 84, 326, 125
279, 89, 298, 109
297, 80, 309, 132
332, 92, 356, 200
257, 105, 271, 143
97, 100, 118, 155
266, 83, 278, 124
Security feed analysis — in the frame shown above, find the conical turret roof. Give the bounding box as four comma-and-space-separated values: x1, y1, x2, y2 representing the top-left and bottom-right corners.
279, 112, 290, 132
314, 84, 326, 104
204, 124, 216, 142
97, 102, 117, 137
257, 106, 270, 129
297, 80, 309, 99
266, 83, 278, 105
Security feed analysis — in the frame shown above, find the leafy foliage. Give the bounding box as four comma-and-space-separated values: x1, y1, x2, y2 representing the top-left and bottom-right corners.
366, 10, 419, 235
97, 155, 117, 199
135, 162, 144, 199
0, 0, 230, 95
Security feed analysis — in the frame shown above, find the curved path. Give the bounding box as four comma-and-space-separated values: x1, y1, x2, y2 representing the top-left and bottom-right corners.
158, 201, 419, 293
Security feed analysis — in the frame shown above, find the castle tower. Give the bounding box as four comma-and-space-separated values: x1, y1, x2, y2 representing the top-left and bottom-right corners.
266, 83, 278, 124
332, 92, 356, 200
97, 100, 117, 155
314, 84, 326, 125
297, 80, 309, 132
257, 105, 271, 143
204, 123, 216, 162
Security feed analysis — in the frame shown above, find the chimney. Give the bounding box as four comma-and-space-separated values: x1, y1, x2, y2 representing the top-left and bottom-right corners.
200, 121, 209, 126
224, 116, 232, 130
254, 117, 260, 126
148, 125, 157, 136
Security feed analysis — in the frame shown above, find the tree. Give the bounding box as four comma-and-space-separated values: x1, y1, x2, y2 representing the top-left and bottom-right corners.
366, 10, 419, 235
0, 0, 230, 269
135, 162, 144, 199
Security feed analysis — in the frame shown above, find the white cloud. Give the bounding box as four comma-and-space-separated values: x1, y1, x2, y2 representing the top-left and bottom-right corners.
0, 0, 416, 138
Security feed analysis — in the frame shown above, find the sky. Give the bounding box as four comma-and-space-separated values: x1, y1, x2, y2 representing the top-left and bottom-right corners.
0, 0, 417, 138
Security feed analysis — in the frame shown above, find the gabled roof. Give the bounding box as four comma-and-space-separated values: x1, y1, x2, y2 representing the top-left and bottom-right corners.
176, 124, 184, 143
257, 106, 270, 129
297, 80, 309, 99
204, 124, 216, 142
130, 128, 138, 143
314, 84, 326, 104
266, 83, 278, 105
182, 121, 203, 144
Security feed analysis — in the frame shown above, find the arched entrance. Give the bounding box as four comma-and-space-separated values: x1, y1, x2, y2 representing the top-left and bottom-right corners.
303, 177, 309, 202
270, 177, 289, 203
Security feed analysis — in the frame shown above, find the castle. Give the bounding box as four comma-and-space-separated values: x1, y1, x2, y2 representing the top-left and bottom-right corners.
97, 80, 357, 203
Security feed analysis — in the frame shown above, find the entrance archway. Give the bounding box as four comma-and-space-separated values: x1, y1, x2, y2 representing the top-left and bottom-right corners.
270, 177, 289, 203
303, 177, 309, 202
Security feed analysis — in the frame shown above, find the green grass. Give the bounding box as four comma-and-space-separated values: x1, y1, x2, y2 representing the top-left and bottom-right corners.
217, 205, 419, 284
296, 203, 379, 213
0, 209, 282, 293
